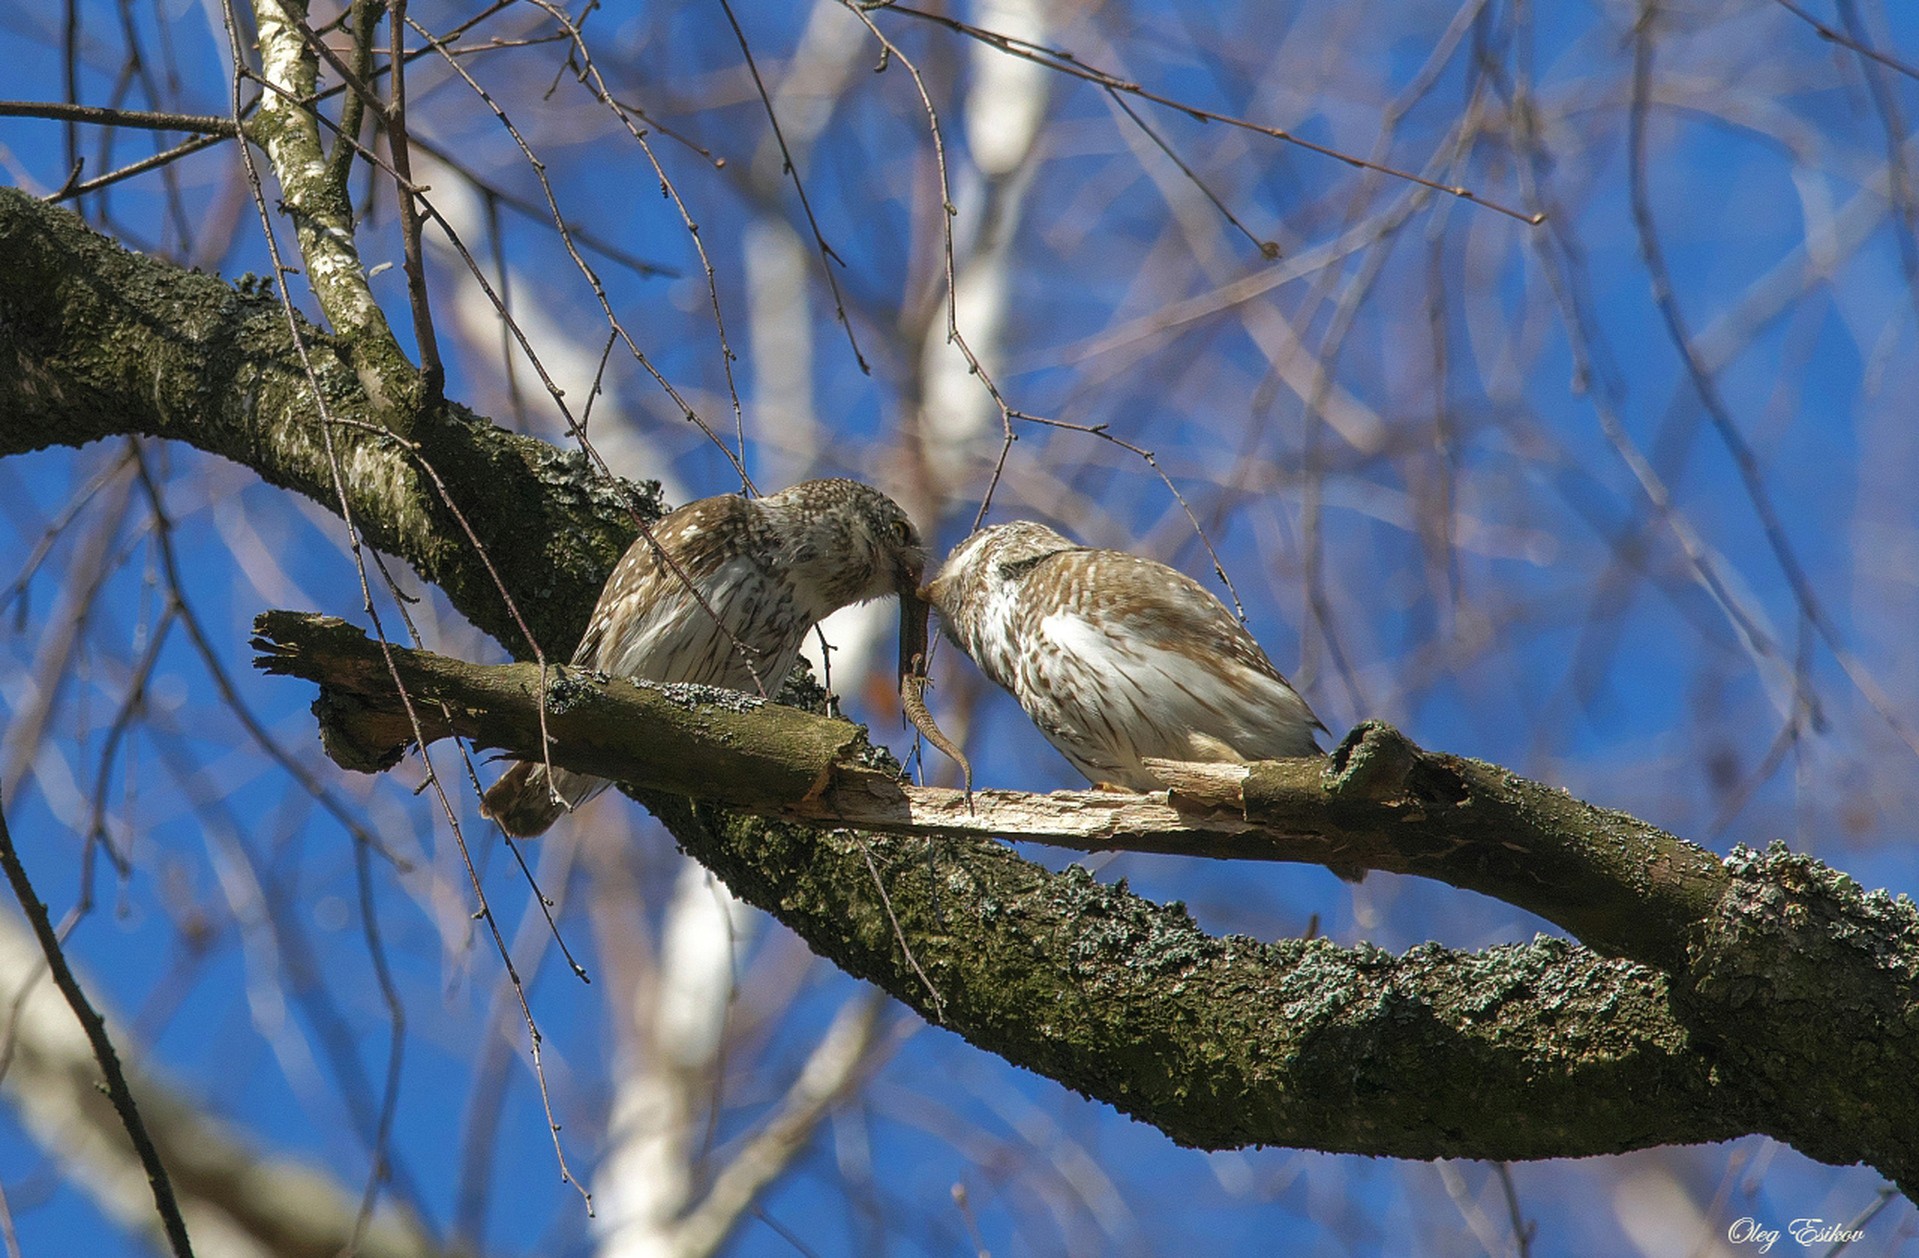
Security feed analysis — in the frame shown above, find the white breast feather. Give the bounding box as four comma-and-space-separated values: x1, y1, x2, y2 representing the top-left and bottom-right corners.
966, 570, 1030, 693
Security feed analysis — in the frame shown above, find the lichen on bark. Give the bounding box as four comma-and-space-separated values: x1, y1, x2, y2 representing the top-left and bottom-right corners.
648, 798, 1746, 1161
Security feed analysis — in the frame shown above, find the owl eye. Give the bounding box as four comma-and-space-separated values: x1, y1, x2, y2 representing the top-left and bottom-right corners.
892, 517, 914, 545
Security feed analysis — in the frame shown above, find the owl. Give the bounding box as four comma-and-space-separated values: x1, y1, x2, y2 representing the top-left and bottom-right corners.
483, 478, 929, 836
925, 521, 1324, 791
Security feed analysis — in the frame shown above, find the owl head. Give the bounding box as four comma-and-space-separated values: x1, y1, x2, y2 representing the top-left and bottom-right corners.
923, 521, 1078, 657
759, 478, 932, 690
760, 479, 925, 603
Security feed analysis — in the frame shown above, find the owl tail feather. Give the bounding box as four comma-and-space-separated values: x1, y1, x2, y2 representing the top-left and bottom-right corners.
482, 761, 605, 837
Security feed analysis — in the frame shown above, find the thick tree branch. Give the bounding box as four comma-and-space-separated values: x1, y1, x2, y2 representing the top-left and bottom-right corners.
250, 612, 1919, 1197
1147, 750, 1730, 974
252, 612, 1720, 972
641, 798, 1752, 1165
250, 610, 869, 806
258, 608, 1747, 1163
0, 186, 659, 658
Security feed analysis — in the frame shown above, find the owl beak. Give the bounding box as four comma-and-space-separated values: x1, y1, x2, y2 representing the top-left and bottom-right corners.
896, 579, 931, 692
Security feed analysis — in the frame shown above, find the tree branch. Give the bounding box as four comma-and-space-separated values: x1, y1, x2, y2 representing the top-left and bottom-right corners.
250, 0, 418, 409
1145, 748, 1730, 975
0, 892, 442, 1258
6, 189, 1915, 1199
0, 185, 659, 658
250, 610, 869, 805
670, 996, 884, 1257
0, 799, 195, 1258
248, 611, 1919, 1198
0, 100, 239, 135
251, 611, 1721, 972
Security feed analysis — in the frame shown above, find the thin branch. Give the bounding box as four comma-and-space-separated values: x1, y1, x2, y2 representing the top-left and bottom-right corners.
835, 3, 1026, 531
384, 0, 445, 407
0, 100, 238, 135
50, 132, 232, 202
461, 2, 759, 489
873, 3, 1546, 225
325, 0, 382, 189
1628, 5, 1919, 764
1772, 0, 1919, 83
671, 995, 885, 1254
129, 446, 410, 870
1101, 86, 1280, 259
1495, 1163, 1535, 1258
717, 0, 872, 374
0, 798, 195, 1258
221, 0, 590, 1209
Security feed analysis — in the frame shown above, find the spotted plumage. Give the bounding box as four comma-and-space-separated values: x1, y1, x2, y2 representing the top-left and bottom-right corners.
925, 521, 1323, 791
483, 479, 928, 836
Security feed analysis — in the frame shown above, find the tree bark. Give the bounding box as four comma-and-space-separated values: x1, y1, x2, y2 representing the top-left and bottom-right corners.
4, 187, 1914, 1200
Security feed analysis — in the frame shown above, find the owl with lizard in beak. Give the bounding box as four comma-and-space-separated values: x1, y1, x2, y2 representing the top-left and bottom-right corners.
484, 478, 938, 836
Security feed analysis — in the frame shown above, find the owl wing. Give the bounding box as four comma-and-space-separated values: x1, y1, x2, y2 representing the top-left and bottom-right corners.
1014, 549, 1322, 786
573, 496, 803, 690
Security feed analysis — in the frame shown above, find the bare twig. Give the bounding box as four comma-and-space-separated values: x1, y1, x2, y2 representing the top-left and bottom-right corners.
384, 0, 446, 408
220, 0, 591, 1210
872, 3, 1546, 225
0, 798, 195, 1258
1772, 0, 1919, 84
0, 100, 237, 135
1629, 4, 1919, 763
717, 0, 872, 374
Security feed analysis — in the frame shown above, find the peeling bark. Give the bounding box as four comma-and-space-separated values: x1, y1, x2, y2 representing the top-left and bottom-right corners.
250, 614, 1721, 974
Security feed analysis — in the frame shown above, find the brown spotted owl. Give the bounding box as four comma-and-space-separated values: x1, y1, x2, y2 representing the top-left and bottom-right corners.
925, 521, 1323, 790
483, 479, 929, 835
